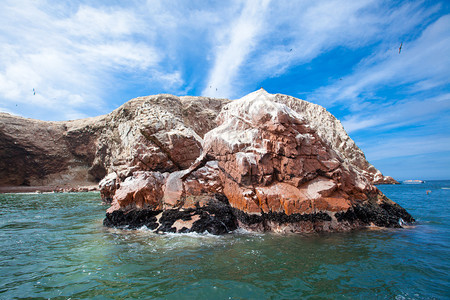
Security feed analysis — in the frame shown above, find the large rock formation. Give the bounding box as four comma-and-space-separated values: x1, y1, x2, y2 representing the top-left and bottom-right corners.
0, 91, 395, 189
102, 90, 413, 234
1, 89, 410, 233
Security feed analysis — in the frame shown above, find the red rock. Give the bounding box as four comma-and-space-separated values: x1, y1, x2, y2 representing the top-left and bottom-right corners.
1, 91, 395, 191
0, 89, 413, 233
107, 171, 167, 213
102, 89, 414, 234
162, 171, 187, 208
201, 90, 372, 219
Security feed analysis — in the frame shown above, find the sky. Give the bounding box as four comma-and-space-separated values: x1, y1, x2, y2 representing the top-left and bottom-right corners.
0, 0, 449, 180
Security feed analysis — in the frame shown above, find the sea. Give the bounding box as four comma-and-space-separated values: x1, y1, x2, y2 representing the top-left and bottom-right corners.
0, 181, 449, 299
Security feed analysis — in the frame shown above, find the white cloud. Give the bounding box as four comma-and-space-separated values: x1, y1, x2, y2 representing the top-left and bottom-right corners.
341, 92, 450, 134
342, 117, 384, 133
0, 0, 447, 128
58, 5, 142, 39
0, 0, 168, 120
202, 0, 271, 98
77, 42, 160, 70
198, 0, 441, 99
309, 14, 450, 107
245, 0, 423, 79
156, 71, 184, 89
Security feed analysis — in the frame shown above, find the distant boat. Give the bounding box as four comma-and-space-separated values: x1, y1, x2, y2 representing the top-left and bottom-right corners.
403, 180, 425, 184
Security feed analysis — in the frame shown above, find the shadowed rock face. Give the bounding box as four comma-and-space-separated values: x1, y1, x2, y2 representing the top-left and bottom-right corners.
102, 90, 413, 234
0, 113, 103, 186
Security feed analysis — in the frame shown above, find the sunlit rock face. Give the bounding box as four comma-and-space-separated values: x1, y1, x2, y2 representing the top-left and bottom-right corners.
102, 90, 413, 234
270, 93, 399, 185
203, 91, 369, 215
92, 94, 228, 181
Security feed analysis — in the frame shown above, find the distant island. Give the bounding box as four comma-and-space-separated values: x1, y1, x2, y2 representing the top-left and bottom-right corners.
403, 180, 425, 184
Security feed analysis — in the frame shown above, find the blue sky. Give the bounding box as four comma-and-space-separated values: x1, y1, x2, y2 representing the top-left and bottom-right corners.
0, 0, 449, 180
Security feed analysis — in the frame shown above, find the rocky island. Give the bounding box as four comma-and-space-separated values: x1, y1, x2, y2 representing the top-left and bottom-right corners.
0, 89, 412, 234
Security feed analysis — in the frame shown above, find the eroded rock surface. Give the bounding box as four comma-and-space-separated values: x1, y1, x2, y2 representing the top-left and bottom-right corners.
0, 95, 228, 188
1, 88, 411, 233
103, 90, 413, 234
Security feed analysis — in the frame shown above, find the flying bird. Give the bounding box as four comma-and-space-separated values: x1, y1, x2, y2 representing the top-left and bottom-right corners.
398, 42, 403, 54
33, 88, 35, 95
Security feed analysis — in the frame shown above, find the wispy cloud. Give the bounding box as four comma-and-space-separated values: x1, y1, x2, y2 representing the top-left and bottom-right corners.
309, 14, 450, 108
202, 0, 271, 98
254, 0, 379, 74
342, 93, 450, 134
0, 0, 169, 120
237, 1, 437, 84
2, 0, 445, 120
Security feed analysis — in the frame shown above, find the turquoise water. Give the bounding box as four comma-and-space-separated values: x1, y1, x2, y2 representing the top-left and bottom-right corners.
0, 181, 449, 299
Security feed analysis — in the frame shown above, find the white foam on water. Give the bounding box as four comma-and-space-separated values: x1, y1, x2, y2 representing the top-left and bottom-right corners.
231, 227, 263, 236
163, 231, 223, 239
137, 225, 152, 231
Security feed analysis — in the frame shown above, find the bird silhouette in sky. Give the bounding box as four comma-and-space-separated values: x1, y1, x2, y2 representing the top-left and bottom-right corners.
33, 88, 35, 95
399, 42, 403, 54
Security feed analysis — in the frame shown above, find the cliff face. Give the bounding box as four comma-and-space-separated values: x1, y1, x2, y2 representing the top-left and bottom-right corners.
0, 95, 228, 188
93, 95, 228, 180
101, 90, 412, 234
0, 113, 103, 186
0, 91, 395, 188
272, 94, 398, 185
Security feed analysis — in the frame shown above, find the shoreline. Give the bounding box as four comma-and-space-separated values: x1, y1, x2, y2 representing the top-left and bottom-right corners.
0, 185, 99, 194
